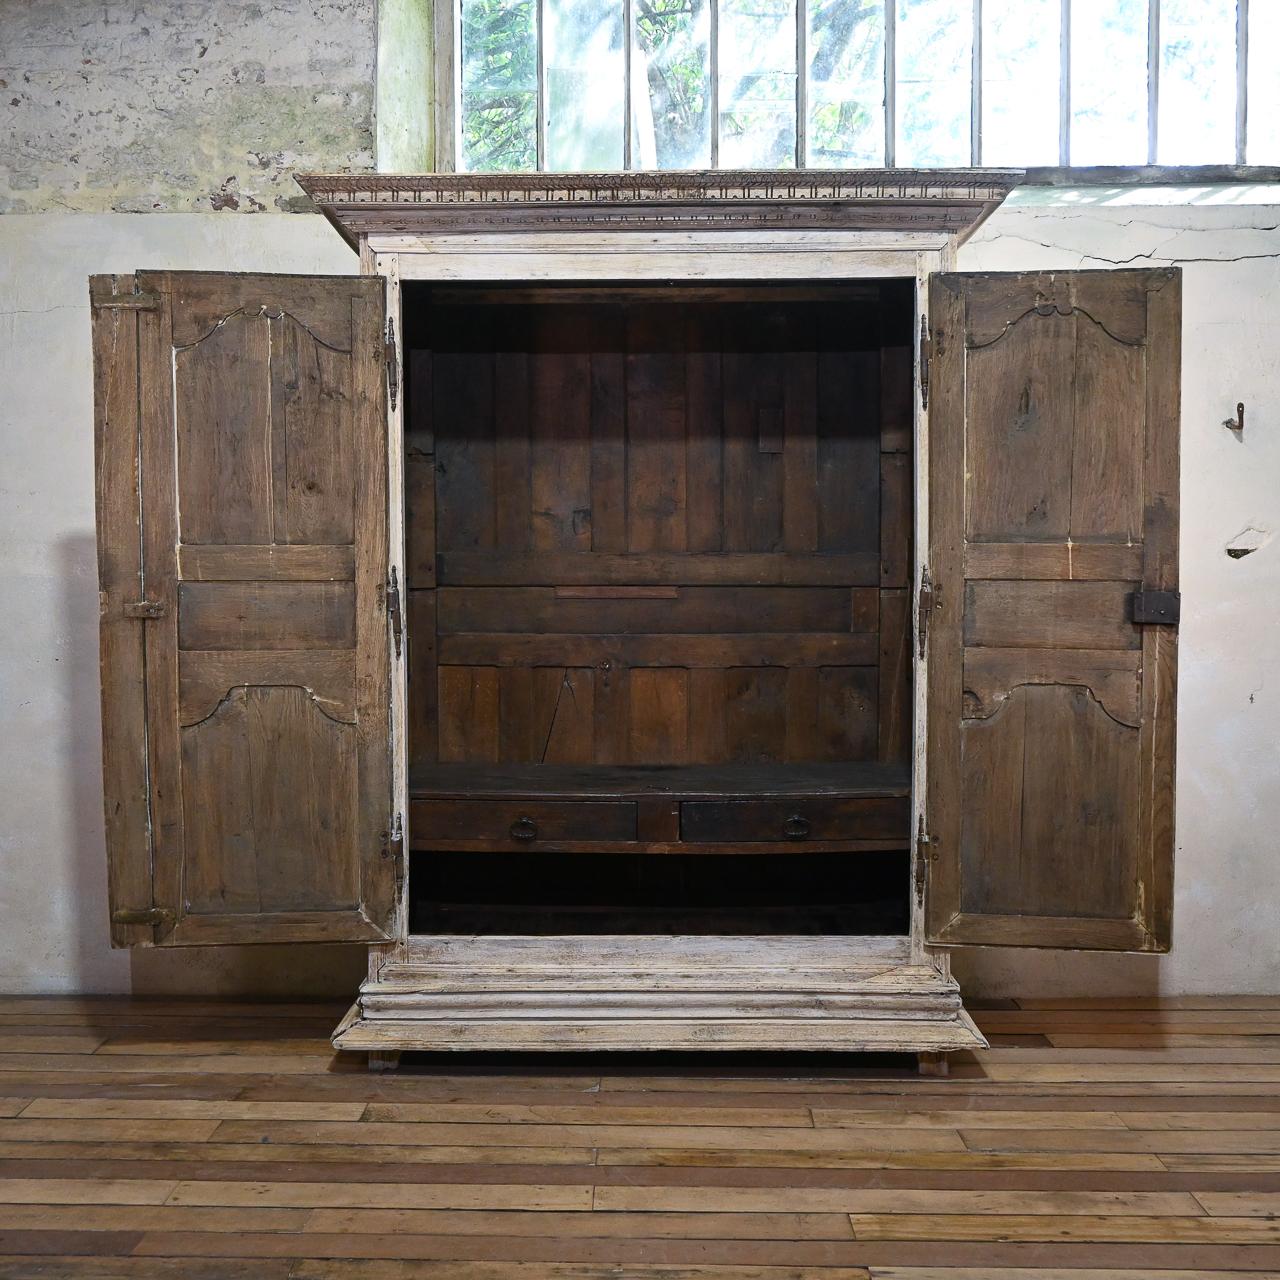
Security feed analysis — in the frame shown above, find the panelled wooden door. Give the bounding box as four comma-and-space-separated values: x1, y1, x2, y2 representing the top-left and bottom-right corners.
925, 269, 1180, 951
92, 271, 394, 946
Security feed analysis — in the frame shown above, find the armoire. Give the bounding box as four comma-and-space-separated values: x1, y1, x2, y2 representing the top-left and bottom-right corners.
91, 170, 1180, 1067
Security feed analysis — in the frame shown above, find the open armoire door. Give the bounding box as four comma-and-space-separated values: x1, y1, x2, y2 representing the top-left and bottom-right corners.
91, 271, 396, 947
924, 268, 1180, 951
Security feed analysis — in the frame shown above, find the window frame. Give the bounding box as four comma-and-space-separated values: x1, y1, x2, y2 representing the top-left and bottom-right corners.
430, 0, 1256, 173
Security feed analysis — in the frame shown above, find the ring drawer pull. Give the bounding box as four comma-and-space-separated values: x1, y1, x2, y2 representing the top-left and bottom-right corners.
783, 813, 811, 841
509, 816, 538, 842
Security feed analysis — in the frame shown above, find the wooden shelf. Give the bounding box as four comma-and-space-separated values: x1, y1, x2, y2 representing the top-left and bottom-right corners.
408, 761, 910, 801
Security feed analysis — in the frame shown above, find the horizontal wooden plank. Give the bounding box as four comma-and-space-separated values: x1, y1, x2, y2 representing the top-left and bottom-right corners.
409, 761, 911, 800
848, 1212, 1280, 1243
166, 1180, 593, 1211
439, 552, 881, 587
438, 587, 874, 635
206, 1120, 967, 1152
177, 583, 355, 651
178, 545, 354, 583
964, 541, 1144, 581
964, 580, 1140, 650
437, 634, 880, 668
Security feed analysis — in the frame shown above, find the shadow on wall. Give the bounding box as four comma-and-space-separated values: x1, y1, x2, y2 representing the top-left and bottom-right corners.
61, 534, 130, 992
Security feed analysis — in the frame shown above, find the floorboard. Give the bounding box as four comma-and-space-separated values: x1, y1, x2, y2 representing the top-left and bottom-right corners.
0, 996, 1278, 1275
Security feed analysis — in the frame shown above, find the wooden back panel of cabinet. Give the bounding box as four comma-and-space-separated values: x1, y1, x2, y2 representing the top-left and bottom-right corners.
403, 285, 915, 773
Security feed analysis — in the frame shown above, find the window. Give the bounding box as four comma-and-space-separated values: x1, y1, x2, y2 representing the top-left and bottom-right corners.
443, 0, 1277, 170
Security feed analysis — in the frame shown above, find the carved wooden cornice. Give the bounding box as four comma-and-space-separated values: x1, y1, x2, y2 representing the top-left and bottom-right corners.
296, 170, 1024, 246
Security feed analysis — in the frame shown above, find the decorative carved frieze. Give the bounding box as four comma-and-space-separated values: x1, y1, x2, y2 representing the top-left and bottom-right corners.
296, 169, 1023, 245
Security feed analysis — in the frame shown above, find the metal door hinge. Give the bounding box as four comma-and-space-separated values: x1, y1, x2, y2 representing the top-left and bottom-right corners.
914, 816, 933, 906
383, 813, 405, 892
123, 600, 166, 619
385, 316, 399, 412
111, 906, 175, 927
918, 314, 932, 409
917, 565, 936, 659
386, 566, 403, 659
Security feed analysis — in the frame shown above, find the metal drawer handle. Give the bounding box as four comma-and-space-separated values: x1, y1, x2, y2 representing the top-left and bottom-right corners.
509, 816, 538, 842
783, 813, 811, 841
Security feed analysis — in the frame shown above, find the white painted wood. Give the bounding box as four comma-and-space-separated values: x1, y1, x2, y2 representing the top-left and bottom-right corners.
382, 235, 940, 283
334, 936, 985, 1054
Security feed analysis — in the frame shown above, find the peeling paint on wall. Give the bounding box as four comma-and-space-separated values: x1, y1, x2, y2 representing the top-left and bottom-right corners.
0, 1, 375, 214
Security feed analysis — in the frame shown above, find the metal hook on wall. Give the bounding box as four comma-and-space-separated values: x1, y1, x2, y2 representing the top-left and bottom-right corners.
1225, 402, 1245, 433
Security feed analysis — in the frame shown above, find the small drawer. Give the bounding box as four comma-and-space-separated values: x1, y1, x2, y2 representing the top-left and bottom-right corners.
680, 796, 908, 843
412, 799, 638, 845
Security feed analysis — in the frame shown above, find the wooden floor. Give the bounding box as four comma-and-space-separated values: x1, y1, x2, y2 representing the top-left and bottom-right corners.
2, 997, 1280, 1277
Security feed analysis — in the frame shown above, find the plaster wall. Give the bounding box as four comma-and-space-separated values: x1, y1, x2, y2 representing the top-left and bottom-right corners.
951, 186, 1280, 997
0, 191, 1277, 996
0, 0, 375, 215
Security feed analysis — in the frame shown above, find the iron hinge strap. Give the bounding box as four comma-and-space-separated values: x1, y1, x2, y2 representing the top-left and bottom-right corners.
123, 600, 166, 619
918, 313, 932, 409
914, 816, 934, 907
386, 566, 403, 660
917, 565, 936, 660
384, 813, 405, 892
111, 906, 175, 927
385, 316, 399, 412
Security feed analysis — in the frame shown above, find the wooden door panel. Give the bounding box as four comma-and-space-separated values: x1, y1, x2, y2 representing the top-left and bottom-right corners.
92, 271, 393, 947
926, 269, 1179, 952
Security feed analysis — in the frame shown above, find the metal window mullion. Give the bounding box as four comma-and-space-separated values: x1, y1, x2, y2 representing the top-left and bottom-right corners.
970, 0, 982, 167
536, 0, 548, 170
1237, 0, 1249, 164
797, 0, 808, 168
710, 0, 721, 167
884, 0, 896, 166
624, 0, 635, 170
1060, 0, 1071, 166
1147, 0, 1160, 164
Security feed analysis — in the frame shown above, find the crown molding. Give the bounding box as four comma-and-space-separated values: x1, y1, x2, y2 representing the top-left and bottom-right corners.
295, 169, 1024, 247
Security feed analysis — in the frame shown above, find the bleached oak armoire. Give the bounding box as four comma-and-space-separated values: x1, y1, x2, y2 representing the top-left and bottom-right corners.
91, 171, 1180, 1066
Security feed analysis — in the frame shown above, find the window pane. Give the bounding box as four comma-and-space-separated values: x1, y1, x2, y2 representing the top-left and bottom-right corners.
1071, 0, 1148, 164
808, 0, 885, 167
460, 0, 538, 172
634, 0, 712, 169
546, 0, 625, 170
896, 0, 972, 167
1157, 0, 1236, 163
1248, 0, 1280, 162
719, 0, 798, 168
981, 0, 1058, 165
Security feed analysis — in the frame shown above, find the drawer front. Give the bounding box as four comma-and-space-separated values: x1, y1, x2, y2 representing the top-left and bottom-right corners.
680, 796, 908, 843
412, 799, 638, 845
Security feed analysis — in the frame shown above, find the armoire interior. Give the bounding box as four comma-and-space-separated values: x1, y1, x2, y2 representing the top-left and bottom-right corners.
400, 278, 918, 939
